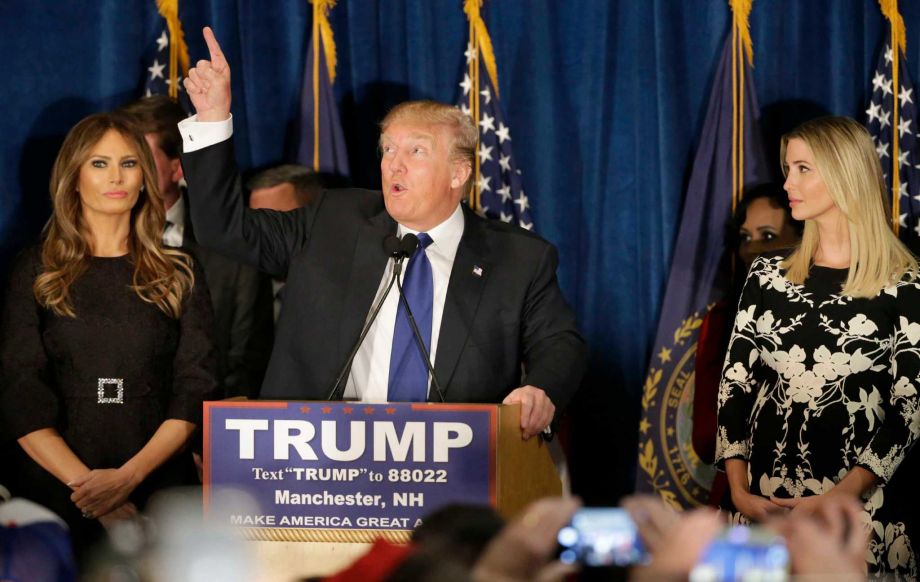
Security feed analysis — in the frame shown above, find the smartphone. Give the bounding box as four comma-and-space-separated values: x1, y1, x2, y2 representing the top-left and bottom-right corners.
556, 508, 648, 567
689, 524, 789, 581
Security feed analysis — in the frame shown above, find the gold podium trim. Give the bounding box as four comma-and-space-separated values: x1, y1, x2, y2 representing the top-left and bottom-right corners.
239, 527, 412, 544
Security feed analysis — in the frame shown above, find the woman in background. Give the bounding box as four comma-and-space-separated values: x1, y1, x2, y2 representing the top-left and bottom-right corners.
0, 112, 217, 558
693, 183, 801, 507
716, 116, 920, 576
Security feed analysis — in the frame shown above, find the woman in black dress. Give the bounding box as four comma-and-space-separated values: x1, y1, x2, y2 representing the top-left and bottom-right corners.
716, 116, 920, 576
0, 112, 217, 552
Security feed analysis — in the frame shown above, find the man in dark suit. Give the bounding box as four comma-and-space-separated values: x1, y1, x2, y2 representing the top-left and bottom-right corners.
119, 96, 269, 398
179, 28, 586, 439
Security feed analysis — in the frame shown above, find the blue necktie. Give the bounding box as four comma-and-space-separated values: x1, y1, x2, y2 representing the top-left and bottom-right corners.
387, 233, 434, 402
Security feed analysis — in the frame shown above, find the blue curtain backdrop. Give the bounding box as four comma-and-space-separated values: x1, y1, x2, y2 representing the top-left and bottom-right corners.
1, 0, 919, 503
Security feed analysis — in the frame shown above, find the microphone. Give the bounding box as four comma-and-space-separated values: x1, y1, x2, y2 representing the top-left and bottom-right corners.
325, 234, 407, 401
392, 237, 446, 403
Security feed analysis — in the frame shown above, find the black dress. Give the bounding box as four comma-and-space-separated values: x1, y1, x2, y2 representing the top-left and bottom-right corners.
0, 248, 217, 550
716, 254, 920, 577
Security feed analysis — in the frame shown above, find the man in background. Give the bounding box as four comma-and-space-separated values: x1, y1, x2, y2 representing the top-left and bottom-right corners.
119, 96, 269, 398
246, 164, 324, 354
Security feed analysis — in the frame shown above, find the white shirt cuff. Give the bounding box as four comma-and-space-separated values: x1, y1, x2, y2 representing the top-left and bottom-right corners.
178, 114, 234, 153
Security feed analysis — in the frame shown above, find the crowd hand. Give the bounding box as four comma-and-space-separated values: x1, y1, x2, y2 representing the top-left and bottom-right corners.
472, 497, 580, 582
622, 495, 724, 576
184, 26, 232, 121
69, 467, 140, 519
770, 495, 868, 578
97, 502, 138, 531
732, 489, 787, 522
503, 385, 555, 440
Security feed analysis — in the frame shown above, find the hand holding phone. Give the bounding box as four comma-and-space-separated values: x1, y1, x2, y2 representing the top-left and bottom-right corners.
556, 508, 649, 567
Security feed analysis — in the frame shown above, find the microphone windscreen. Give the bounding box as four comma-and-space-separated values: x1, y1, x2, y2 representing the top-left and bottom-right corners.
400, 233, 419, 256
383, 234, 401, 257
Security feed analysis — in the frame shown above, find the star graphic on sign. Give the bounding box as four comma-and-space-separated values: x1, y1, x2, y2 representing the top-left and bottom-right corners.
899, 150, 910, 169
879, 109, 891, 128
478, 204, 490, 217
363, 406, 375, 414
480, 86, 492, 105
299, 405, 311, 413
499, 211, 513, 223
881, 79, 893, 97
321, 406, 332, 414
899, 213, 907, 228
479, 143, 494, 163
497, 184, 512, 202
460, 103, 471, 116
498, 154, 511, 172
343, 406, 354, 414
872, 72, 886, 93
877, 141, 890, 159
148, 59, 165, 80
464, 43, 477, 64
866, 102, 881, 124
477, 174, 492, 192
385, 407, 397, 415
898, 117, 912, 138
885, 47, 893, 64
495, 123, 511, 144
658, 347, 672, 363
520, 220, 533, 231
165, 75, 183, 89
479, 112, 495, 133
901, 87, 914, 107
514, 193, 529, 212
459, 74, 472, 96
639, 418, 651, 434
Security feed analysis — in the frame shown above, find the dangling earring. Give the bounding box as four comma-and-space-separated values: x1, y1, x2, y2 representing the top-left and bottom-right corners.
140, 184, 146, 193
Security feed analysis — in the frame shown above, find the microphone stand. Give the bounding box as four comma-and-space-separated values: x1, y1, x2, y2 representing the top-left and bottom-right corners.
325, 237, 406, 401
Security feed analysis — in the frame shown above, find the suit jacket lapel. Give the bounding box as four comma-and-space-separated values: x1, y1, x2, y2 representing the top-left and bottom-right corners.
339, 210, 397, 363
432, 207, 491, 399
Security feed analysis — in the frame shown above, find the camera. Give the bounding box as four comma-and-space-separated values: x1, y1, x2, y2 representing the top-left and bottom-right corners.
556, 508, 648, 567
690, 524, 789, 581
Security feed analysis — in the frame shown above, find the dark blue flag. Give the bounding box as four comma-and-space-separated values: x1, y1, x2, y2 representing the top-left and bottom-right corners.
635, 36, 769, 508
295, 20, 349, 178
865, 38, 920, 252
457, 45, 534, 231
141, 17, 192, 112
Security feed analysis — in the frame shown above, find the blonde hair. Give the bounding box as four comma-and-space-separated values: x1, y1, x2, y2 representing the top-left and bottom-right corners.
35, 112, 194, 318
779, 116, 916, 297
380, 101, 477, 196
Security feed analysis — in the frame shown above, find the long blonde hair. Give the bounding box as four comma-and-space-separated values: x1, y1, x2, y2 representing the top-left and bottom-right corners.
34, 112, 194, 318
780, 116, 916, 297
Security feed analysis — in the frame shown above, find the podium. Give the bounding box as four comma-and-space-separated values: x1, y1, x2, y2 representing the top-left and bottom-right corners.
203, 400, 561, 579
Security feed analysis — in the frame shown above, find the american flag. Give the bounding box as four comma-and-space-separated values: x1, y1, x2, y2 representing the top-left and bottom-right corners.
865, 42, 920, 251
457, 45, 534, 231
142, 25, 192, 112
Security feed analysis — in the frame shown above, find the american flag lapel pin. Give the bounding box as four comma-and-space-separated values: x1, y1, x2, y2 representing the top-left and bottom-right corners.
472, 265, 483, 277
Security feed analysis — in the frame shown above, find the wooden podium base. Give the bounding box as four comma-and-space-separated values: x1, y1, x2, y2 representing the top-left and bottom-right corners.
251, 541, 372, 581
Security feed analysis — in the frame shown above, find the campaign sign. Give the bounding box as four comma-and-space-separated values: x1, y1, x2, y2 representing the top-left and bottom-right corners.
203, 401, 497, 541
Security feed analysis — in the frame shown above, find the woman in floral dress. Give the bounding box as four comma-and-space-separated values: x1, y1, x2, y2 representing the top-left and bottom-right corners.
716, 116, 920, 577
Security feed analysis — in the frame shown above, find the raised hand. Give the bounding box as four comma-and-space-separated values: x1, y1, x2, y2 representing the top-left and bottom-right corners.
184, 26, 232, 121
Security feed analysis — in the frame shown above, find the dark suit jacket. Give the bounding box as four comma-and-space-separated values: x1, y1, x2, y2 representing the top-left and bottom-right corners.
175, 203, 271, 398
182, 138, 586, 411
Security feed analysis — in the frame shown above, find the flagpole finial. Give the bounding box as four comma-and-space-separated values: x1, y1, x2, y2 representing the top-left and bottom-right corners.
878, 0, 907, 55
729, 0, 754, 66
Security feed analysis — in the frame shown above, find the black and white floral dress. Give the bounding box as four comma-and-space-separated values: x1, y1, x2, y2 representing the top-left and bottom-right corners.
716, 254, 920, 577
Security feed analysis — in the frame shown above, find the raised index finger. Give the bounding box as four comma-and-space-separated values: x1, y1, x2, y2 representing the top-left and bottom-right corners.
202, 26, 227, 71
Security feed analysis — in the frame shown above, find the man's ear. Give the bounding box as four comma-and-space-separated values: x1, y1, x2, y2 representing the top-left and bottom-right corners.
451, 160, 472, 190
170, 157, 184, 183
